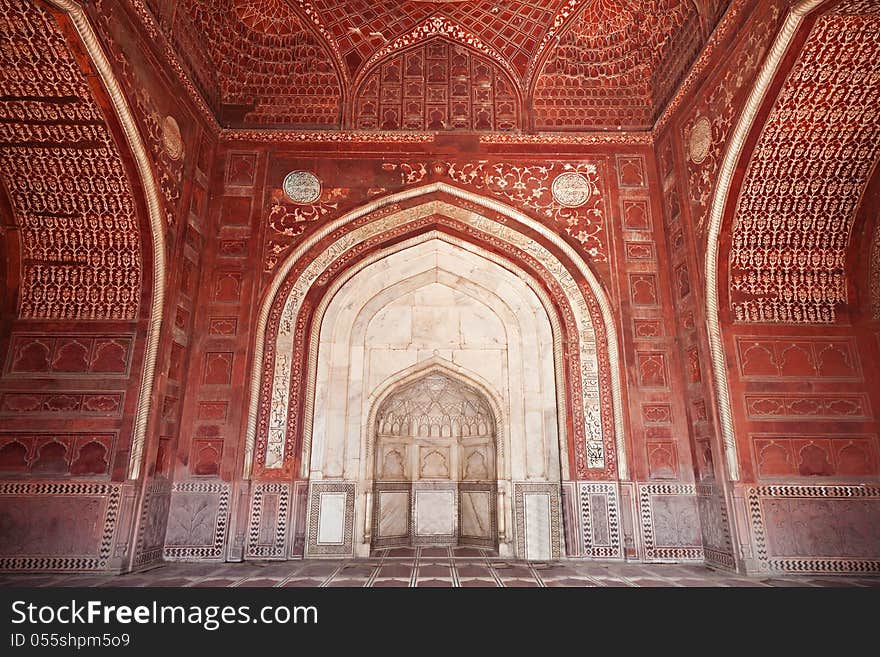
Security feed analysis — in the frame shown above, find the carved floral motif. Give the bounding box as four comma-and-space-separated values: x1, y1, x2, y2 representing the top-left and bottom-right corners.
729, 9, 880, 323
0, 0, 141, 320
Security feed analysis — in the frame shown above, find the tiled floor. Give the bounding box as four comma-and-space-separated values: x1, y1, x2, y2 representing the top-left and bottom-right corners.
1, 548, 877, 587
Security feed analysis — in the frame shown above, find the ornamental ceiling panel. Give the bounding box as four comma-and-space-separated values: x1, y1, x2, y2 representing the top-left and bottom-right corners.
308, 0, 565, 79
136, 0, 733, 130
532, 0, 704, 130
352, 37, 520, 131
728, 0, 880, 324
154, 0, 344, 127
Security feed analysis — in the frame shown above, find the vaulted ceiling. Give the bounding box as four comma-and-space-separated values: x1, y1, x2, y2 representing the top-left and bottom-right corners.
140, 0, 731, 130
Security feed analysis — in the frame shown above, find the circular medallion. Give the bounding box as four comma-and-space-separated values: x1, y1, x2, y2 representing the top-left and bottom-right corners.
162, 115, 184, 161
552, 172, 591, 207
688, 116, 712, 164
283, 170, 322, 204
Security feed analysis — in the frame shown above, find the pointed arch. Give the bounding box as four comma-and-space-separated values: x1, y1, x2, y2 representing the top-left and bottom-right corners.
244, 183, 626, 481
704, 0, 825, 481
41, 0, 167, 480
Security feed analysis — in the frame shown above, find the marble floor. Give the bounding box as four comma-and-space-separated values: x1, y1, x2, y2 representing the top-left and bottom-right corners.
1, 548, 877, 587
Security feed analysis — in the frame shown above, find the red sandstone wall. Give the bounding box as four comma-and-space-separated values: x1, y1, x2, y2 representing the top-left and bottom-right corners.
652, 0, 791, 571
659, 1, 880, 574
87, 0, 218, 569
0, 0, 214, 572
2, 0, 876, 575
156, 134, 723, 561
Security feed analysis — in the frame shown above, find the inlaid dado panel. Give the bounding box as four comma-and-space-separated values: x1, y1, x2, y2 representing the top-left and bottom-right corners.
163, 482, 230, 561
247, 482, 292, 560
372, 482, 411, 549
0, 482, 121, 572
577, 482, 623, 560
638, 484, 704, 562
746, 485, 880, 574
513, 482, 561, 561
305, 482, 355, 558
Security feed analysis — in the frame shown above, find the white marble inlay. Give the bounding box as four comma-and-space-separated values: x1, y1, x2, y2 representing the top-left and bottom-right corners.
415, 489, 455, 536
377, 491, 409, 538
283, 170, 321, 204
551, 171, 593, 207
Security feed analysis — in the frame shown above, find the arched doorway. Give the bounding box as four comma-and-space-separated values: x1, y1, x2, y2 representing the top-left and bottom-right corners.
371, 370, 498, 551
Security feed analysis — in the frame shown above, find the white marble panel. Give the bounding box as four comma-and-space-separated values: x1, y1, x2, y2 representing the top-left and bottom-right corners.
461, 491, 491, 538
317, 492, 347, 545
366, 304, 412, 346
414, 282, 456, 307
462, 448, 489, 480
419, 447, 450, 479
458, 295, 505, 347
412, 306, 461, 347
379, 445, 407, 479
525, 409, 547, 479
525, 492, 552, 560
368, 348, 418, 392
450, 349, 505, 389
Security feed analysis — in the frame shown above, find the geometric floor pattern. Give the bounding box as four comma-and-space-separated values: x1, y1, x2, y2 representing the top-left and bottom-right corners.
1, 548, 877, 587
